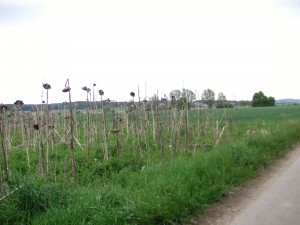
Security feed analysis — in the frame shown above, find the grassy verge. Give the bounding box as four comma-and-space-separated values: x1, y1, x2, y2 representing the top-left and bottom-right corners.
2, 119, 300, 224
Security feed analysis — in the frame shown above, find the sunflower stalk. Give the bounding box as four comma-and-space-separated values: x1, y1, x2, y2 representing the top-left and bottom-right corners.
63, 79, 76, 179
0, 110, 11, 181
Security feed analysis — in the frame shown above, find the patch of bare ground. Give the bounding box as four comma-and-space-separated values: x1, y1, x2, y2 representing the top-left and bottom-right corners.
187, 145, 300, 225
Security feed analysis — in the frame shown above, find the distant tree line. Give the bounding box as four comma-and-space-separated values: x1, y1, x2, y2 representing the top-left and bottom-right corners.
3, 100, 114, 112
251, 91, 275, 107
199, 89, 275, 108
1, 89, 275, 112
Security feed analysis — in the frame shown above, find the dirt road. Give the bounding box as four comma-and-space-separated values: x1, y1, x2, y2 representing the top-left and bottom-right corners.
190, 145, 300, 225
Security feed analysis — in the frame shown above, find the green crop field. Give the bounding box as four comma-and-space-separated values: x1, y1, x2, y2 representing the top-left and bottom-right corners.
217, 105, 300, 121
1, 104, 300, 224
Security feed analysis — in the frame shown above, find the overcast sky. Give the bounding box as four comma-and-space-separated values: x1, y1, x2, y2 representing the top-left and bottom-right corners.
0, 0, 299, 104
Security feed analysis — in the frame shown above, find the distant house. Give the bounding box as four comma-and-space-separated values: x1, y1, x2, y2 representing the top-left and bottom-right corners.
193, 100, 208, 108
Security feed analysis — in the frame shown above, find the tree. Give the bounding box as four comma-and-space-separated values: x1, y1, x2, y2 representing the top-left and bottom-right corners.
149, 94, 159, 102
216, 92, 233, 108
240, 100, 251, 108
169, 89, 196, 110
201, 89, 215, 109
181, 88, 196, 103
177, 97, 188, 110
216, 92, 226, 108
169, 89, 181, 100
252, 91, 275, 107
268, 97, 275, 106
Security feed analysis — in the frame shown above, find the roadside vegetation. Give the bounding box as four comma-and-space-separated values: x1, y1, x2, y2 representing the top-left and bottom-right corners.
1, 83, 300, 224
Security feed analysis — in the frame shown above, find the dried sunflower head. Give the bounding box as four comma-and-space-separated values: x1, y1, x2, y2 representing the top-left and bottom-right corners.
98, 90, 104, 96
131, 104, 136, 109
82, 86, 91, 92
62, 87, 71, 92
43, 83, 51, 90
0, 105, 8, 113
14, 100, 24, 106
33, 124, 39, 130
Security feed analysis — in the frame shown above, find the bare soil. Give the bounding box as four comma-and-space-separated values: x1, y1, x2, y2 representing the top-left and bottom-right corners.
187, 145, 300, 225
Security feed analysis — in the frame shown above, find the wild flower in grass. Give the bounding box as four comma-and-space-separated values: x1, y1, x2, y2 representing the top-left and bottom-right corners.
246, 130, 256, 136
260, 129, 270, 135
111, 128, 120, 133
246, 129, 270, 136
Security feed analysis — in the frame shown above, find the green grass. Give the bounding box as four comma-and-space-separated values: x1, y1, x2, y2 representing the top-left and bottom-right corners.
1, 105, 300, 224
215, 105, 300, 121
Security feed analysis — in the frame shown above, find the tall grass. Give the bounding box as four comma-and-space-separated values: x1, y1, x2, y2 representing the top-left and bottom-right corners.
2, 112, 300, 224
